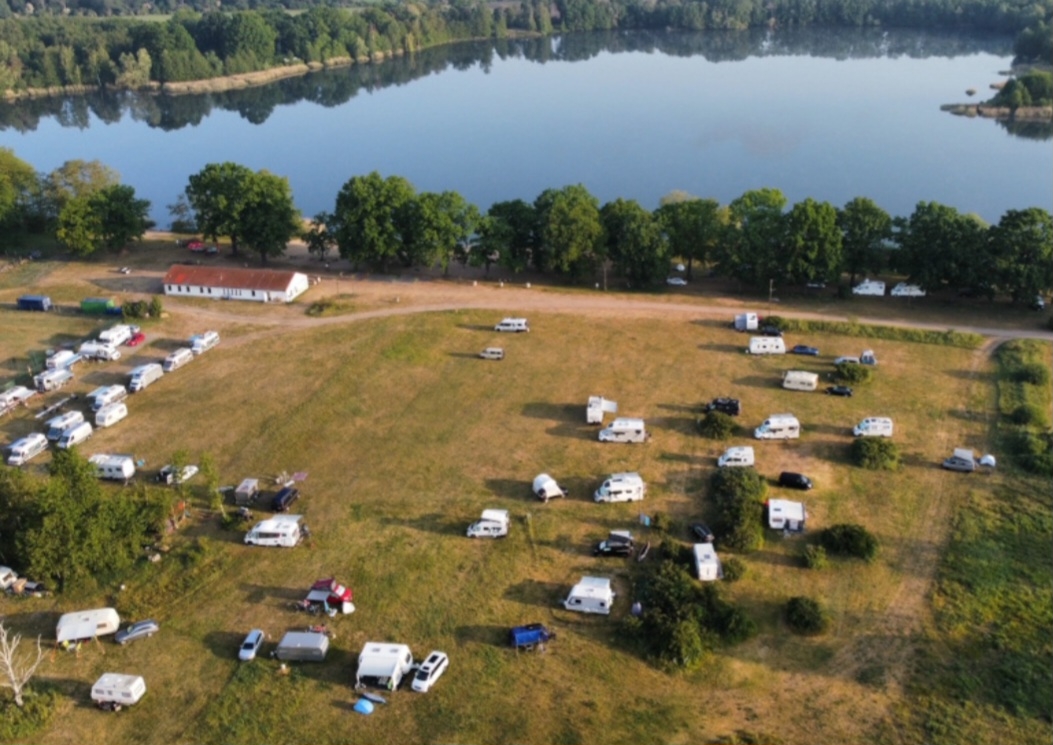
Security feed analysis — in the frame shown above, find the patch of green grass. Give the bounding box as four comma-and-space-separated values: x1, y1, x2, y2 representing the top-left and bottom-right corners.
773, 318, 984, 349
305, 295, 356, 317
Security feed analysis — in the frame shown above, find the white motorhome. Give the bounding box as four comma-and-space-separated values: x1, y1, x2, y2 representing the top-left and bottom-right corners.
91, 674, 146, 709
56, 608, 121, 643
244, 514, 305, 547
853, 417, 894, 438
594, 472, 645, 503
563, 576, 615, 615
95, 402, 128, 428
533, 473, 566, 501
598, 417, 649, 443
494, 318, 529, 333
78, 341, 121, 361
6, 433, 48, 466
46, 411, 85, 440
0, 386, 36, 412
746, 337, 786, 355
88, 454, 136, 481
162, 348, 194, 372
467, 509, 510, 538
768, 499, 807, 531
717, 446, 755, 468
189, 330, 220, 355
782, 370, 819, 392
754, 414, 801, 440
57, 421, 93, 449
46, 350, 82, 370
586, 396, 618, 425
852, 279, 886, 296
356, 642, 414, 690
88, 385, 127, 412
33, 367, 74, 393
128, 363, 163, 392
98, 325, 136, 347
693, 543, 724, 582
891, 282, 926, 297
734, 312, 759, 332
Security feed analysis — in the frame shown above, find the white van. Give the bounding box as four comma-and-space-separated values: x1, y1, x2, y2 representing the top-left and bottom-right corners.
78, 341, 121, 361
594, 472, 645, 503
852, 279, 886, 296
33, 368, 74, 393
746, 337, 786, 355
6, 433, 48, 466
46, 350, 82, 370
494, 318, 529, 333
57, 421, 94, 449
95, 402, 128, 428
467, 509, 510, 538
598, 417, 649, 443
47, 410, 85, 441
754, 413, 801, 440
562, 576, 614, 615
782, 370, 818, 392
88, 454, 136, 480
162, 348, 194, 372
189, 330, 220, 355
128, 363, 164, 392
91, 673, 146, 709
245, 515, 305, 547
88, 385, 128, 412
853, 417, 894, 438
718, 446, 755, 468
734, 313, 759, 332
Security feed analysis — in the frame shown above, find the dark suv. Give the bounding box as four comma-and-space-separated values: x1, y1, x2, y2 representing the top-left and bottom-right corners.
777, 472, 813, 490
272, 486, 300, 512
704, 397, 741, 416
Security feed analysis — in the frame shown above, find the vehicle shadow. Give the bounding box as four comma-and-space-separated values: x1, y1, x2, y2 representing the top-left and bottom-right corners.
456, 323, 495, 332
379, 512, 464, 537
731, 375, 780, 389
521, 402, 579, 422
544, 422, 598, 441
656, 402, 698, 414
503, 579, 564, 608
446, 352, 480, 359
698, 342, 743, 354
238, 582, 303, 604
202, 630, 246, 660
454, 624, 510, 648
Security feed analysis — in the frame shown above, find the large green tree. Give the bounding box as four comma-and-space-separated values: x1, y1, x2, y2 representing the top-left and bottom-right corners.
656, 194, 724, 281
719, 188, 787, 288
44, 159, 120, 219
782, 197, 843, 285
601, 198, 666, 286
991, 208, 1053, 304
186, 161, 255, 256
533, 184, 604, 280
0, 147, 39, 238
397, 190, 479, 274
478, 199, 535, 274
895, 201, 987, 291
837, 197, 892, 286
237, 170, 301, 265
331, 171, 416, 271
56, 184, 150, 257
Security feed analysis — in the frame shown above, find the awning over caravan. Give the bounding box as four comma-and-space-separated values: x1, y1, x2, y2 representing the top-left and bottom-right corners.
56, 608, 120, 643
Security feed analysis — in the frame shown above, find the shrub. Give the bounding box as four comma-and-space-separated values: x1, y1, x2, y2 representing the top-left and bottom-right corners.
763, 315, 785, 330
697, 411, 736, 440
709, 468, 767, 553
773, 318, 983, 349
1014, 362, 1051, 386
851, 437, 900, 471
659, 540, 694, 570
123, 299, 149, 320
801, 544, 828, 570
1010, 404, 1047, 427
0, 685, 59, 741
651, 511, 671, 533
149, 296, 163, 318
819, 523, 879, 561
835, 362, 873, 384
722, 557, 746, 582
785, 596, 829, 635
1008, 430, 1053, 477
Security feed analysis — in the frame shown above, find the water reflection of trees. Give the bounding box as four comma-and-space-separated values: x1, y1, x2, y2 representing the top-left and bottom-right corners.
995, 117, 1053, 141
0, 28, 1018, 135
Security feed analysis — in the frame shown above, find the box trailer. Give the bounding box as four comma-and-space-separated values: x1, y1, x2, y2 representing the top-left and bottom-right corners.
234, 478, 260, 505
598, 417, 649, 443
754, 414, 801, 440
33, 367, 74, 393
693, 543, 724, 581
782, 370, 819, 392
563, 576, 614, 615
275, 631, 330, 662
586, 396, 618, 424
91, 674, 146, 709
88, 454, 136, 480
128, 363, 163, 392
47, 410, 85, 440
17, 294, 52, 311
734, 313, 759, 332
244, 514, 305, 547
510, 623, 555, 651
56, 608, 121, 643
355, 642, 414, 690
81, 297, 117, 315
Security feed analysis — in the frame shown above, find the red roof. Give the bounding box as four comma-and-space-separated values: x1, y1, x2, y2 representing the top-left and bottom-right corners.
163, 265, 303, 292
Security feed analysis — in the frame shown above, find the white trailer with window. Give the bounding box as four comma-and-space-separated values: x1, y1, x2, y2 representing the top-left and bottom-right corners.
33, 367, 74, 393
562, 576, 615, 615
782, 370, 819, 392
88, 454, 136, 480
128, 363, 164, 392
189, 330, 220, 355
768, 499, 807, 532
586, 396, 618, 424
355, 642, 415, 690
693, 543, 724, 582
91, 674, 146, 709
754, 414, 801, 440
47, 411, 85, 441
56, 608, 120, 643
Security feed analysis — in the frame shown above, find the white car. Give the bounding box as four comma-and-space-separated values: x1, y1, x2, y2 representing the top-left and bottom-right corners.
239, 629, 265, 661
890, 282, 926, 297
479, 347, 504, 360
157, 464, 199, 485
666, 277, 687, 286
411, 651, 449, 693
852, 279, 885, 296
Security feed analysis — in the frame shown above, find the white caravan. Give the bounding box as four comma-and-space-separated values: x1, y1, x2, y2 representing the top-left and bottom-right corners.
754, 414, 801, 440
355, 642, 414, 690
57, 421, 94, 449
890, 282, 926, 297
244, 514, 305, 547
586, 396, 618, 425
718, 446, 755, 468
746, 337, 786, 355
782, 370, 819, 392
162, 348, 194, 372
467, 509, 510, 538
594, 472, 646, 503
693, 543, 724, 582
46, 350, 82, 370
87, 385, 127, 412
98, 325, 136, 347
853, 417, 894, 438
532, 473, 566, 501
88, 454, 136, 480
95, 402, 128, 428
91, 674, 146, 708
598, 417, 649, 443
6, 433, 48, 466
494, 318, 529, 332
78, 341, 121, 361
768, 499, 807, 531
852, 279, 886, 296
563, 576, 615, 615
0, 386, 36, 412
190, 330, 220, 355
128, 363, 163, 392
47, 411, 85, 441
33, 367, 74, 393
734, 312, 759, 332
56, 608, 121, 643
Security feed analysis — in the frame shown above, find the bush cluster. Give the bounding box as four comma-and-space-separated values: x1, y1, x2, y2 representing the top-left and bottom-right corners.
774, 318, 984, 349
722, 557, 746, 582
996, 341, 1053, 477
818, 524, 879, 562
834, 362, 873, 384
850, 437, 900, 471
123, 296, 163, 320
0, 686, 59, 741
785, 596, 830, 635
709, 468, 766, 553
801, 544, 828, 570
697, 411, 736, 440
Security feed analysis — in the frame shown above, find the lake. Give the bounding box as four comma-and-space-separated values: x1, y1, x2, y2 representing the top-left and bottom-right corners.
0, 28, 1049, 227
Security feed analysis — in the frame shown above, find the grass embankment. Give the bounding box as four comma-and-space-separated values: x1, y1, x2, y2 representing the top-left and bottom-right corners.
773, 317, 985, 349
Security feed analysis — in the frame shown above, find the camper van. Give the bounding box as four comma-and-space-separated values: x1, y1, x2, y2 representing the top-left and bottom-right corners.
562, 576, 615, 615
853, 417, 894, 438
767, 499, 807, 531
47, 410, 85, 441
275, 631, 329, 662
782, 371, 819, 392
6, 433, 48, 466
717, 446, 755, 468
852, 279, 886, 296
244, 514, 305, 547
189, 330, 220, 355
746, 337, 786, 355
533, 473, 566, 501
95, 402, 128, 428
467, 509, 510, 538
78, 341, 121, 362
162, 348, 194, 372
494, 318, 529, 333
56, 608, 120, 643
98, 325, 136, 347
88, 385, 127, 412
0, 386, 36, 412
91, 674, 146, 710
586, 396, 618, 424
593, 472, 646, 503
598, 417, 649, 443
356, 642, 414, 690
754, 414, 801, 440
33, 367, 74, 393
128, 363, 164, 392
46, 350, 82, 370
693, 543, 724, 582
88, 454, 136, 481
734, 312, 759, 332
57, 421, 94, 449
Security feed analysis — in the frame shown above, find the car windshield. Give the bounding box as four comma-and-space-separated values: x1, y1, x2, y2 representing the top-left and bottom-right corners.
415, 668, 430, 681
241, 638, 257, 650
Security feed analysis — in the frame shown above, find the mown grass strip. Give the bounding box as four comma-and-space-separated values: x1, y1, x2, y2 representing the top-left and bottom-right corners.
772, 318, 985, 349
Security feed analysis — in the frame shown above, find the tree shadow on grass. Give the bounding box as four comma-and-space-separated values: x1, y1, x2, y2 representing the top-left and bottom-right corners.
698, 342, 744, 354
454, 624, 510, 648
503, 579, 564, 609
379, 512, 464, 537
522, 401, 580, 422
91, 276, 164, 294
202, 630, 246, 661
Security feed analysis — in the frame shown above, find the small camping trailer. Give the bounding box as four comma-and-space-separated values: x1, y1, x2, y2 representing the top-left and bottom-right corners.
532, 473, 566, 501
734, 313, 759, 332
234, 478, 260, 505
586, 396, 618, 424
356, 642, 414, 690
767, 499, 807, 532
56, 608, 120, 643
275, 631, 329, 662
91, 674, 146, 709
693, 543, 724, 582
563, 576, 615, 615
782, 370, 819, 392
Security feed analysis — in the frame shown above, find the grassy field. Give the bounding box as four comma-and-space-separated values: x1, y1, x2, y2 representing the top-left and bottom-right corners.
0, 260, 1050, 745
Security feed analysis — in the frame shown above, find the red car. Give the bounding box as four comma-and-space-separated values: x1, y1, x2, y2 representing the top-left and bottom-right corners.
186, 240, 206, 252
126, 332, 146, 347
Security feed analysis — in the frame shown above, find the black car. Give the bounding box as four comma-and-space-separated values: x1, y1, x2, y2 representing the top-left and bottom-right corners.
825, 385, 853, 397
593, 541, 634, 557
271, 486, 300, 512
758, 326, 783, 337
778, 472, 813, 490
704, 397, 741, 416
689, 523, 715, 543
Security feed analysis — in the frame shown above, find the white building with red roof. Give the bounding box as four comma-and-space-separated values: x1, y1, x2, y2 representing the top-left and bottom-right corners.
162, 265, 310, 303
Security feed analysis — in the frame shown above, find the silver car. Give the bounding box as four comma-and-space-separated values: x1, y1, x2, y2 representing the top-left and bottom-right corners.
115, 619, 159, 645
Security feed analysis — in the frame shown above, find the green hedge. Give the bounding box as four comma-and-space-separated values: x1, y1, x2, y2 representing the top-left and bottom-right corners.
709, 468, 767, 553
834, 362, 873, 384
773, 318, 984, 349
995, 341, 1053, 477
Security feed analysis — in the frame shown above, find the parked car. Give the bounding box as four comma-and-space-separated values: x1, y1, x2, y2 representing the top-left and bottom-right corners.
114, 619, 159, 645
666, 277, 687, 286
479, 347, 504, 360
411, 651, 449, 693
833, 356, 860, 365
704, 397, 741, 416
825, 385, 854, 397
790, 345, 820, 356
690, 523, 715, 543
758, 325, 783, 337
186, 240, 206, 252
239, 629, 265, 661
593, 540, 634, 557
777, 472, 813, 490
157, 464, 199, 485
1032, 295, 1046, 311
272, 486, 300, 512
126, 332, 146, 347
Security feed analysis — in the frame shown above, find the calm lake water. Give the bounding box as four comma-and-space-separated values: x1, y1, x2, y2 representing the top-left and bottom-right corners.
1, 28, 1049, 226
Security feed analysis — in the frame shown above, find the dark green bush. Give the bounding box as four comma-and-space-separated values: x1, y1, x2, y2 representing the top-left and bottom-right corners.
697, 411, 736, 440
1010, 404, 1047, 427
763, 315, 785, 330
651, 511, 671, 533
123, 299, 149, 320
1008, 430, 1053, 477
722, 557, 746, 582
801, 544, 828, 570
709, 468, 767, 553
0, 685, 59, 741
149, 296, 164, 318
1014, 363, 1050, 386
851, 437, 900, 471
785, 596, 829, 635
773, 318, 983, 349
835, 362, 873, 384
819, 524, 879, 561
